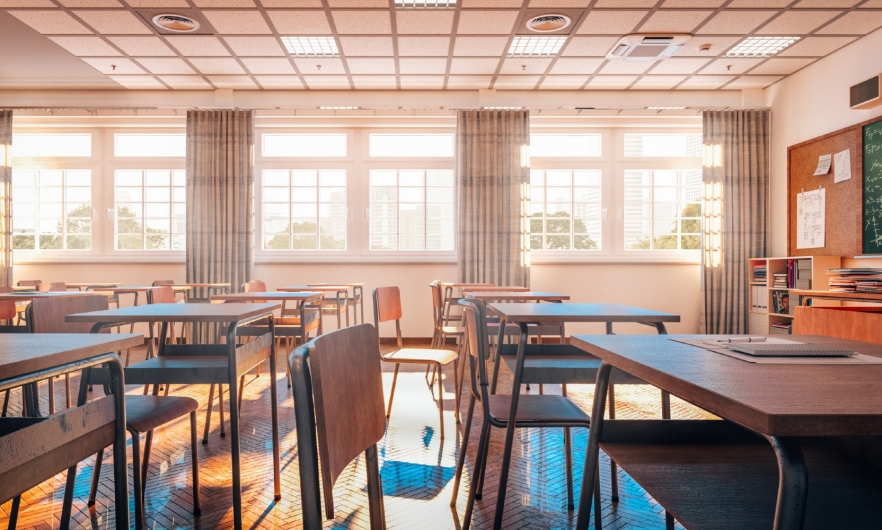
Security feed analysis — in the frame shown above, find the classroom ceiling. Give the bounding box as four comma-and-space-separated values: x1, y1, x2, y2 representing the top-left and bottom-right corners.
1, 0, 881, 92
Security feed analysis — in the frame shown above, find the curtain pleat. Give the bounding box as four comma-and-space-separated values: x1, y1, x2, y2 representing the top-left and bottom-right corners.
700, 110, 770, 334
0, 110, 12, 288
456, 110, 531, 287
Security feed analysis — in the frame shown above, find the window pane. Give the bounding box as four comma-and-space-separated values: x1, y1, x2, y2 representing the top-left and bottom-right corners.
622, 169, 702, 251
261, 169, 347, 250
624, 134, 702, 157
530, 134, 601, 157
115, 134, 186, 157
262, 134, 347, 157
529, 169, 601, 251
370, 169, 454, 251
114, 169, 185, 251
13, 134, 91, 157
369, 134, 454, 157
12, 169, 92, 251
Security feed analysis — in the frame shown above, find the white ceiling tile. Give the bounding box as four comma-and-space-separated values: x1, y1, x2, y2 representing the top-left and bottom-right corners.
7, 10, 92, 34
58, 0, 122, 6
159, 75, 213, 89
107, 37, 176, 56
598, 60, 652, 75
82, 57, 145, 74
676, 36, 740, 56
457, 11, 519, 34
223, 37, 286, 57
700, 58, 764, 74
638, 10, 713, 33
267, 11, 332, 34
779, 36, 857, 57
594, 0, 656, 6
0, 0, 55, 6
261, 0, 322, 5
329, 0, 387, 6
561, 37, 618, 57
756, 11, 841, 35
202, 11, 273, 34
675, 75, 734, 89
332, 11, 392, 34
528, 0, 590, 7
302, 75, 351, 88
727, 0, 789, 6
351, 75, 397, 89
585, 75, 638, 89
194, 0, 255, 5
493, 76, 540, 89
109, 75, 167, 89
396, 11, 455, 34
816, 11, 882, 34
208, 75, 258, 89
346, 58, 396, 74
340, 37, 394, 56
188, 57, 246, 74
446, 75, 493, 89
661, 0, 725, 6
48, 36, 122, 56
631, 75, 686, 89
165, 36, 231, 56
124, 0, 189, 6
748, 57, 816, 75
294, 58, 347, 74
646, 57, 710, 75
539, 75, 589, 89
460, 0, 522, 6
725, 75, 783, 88
449, 57, 501, 74
241, 57, 296, 74
453, 36, 509, 56
254, 75, 305, 89
399, 58, 448, 74
399, 76, 445, 89
696, 11, 776, 34
794, 0, 859, 7
549, 58, 604, 75
576, 10, 647, 35
398, 36, 450, 56
500, 58, 552, 75
136, 57, 197, 74
73, 10, 152, 34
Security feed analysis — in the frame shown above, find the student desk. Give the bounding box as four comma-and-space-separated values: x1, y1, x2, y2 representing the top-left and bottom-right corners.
211, 291, 325, 343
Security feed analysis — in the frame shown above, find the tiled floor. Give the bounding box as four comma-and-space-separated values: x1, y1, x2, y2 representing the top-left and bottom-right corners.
0, 342, 710, 529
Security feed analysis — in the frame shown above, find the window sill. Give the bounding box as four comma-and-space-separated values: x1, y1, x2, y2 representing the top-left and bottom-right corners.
530, 252, 701, 265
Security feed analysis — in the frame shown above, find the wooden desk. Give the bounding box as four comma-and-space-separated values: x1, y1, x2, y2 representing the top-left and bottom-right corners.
570, 334, 882, 530
66, 282, 123, 291
278, 285, 351, 331
101, 285, 191, 307
307, 283, 366, 324
0, 333, 141, 528
464, 291, 569, 302
176, 282, 230, 302
66, 303, 281, 530
0, 291, 113, 303
211, 291, 325, 343
459, 285, 530, 292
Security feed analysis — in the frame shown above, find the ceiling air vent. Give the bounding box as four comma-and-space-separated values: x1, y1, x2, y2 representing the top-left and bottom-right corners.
152, 14, 200, 33
850, 74, 882, 110
607, 34, 692, 61
526, 14, 571, 33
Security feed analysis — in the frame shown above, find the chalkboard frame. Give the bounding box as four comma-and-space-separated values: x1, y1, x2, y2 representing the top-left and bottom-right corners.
863, 119, 882, 255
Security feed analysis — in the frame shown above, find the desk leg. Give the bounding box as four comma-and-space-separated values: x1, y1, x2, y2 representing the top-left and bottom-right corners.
653, 324, 671, 419
489, 318, 506, 394
768, 436, 808, 530
575, 361, 613, 530
225, 322, 244, 530
268, 319, 282, 501
492, 322, 528, 529
605, 321, 619, 502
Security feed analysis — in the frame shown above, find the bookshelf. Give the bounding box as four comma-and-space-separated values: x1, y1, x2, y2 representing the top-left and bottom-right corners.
748, 255, 841, 335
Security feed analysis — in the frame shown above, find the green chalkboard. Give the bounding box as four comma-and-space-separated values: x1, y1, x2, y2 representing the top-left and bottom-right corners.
863, 120, 882, 254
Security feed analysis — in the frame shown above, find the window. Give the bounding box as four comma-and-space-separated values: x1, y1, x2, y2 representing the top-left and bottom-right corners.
624, 134, 702, 157
623, 170, 702, 251
114, 170, 186, 250
12, 169, 92, 250
369, 169, 454, 251
262, 169, 347, 250
13, 134, 91, 157
262, 134, 347, 157
115, 134, 186, 157
530, 170, 601, 250
530, 134, 601, 157
369, 134, 454, 157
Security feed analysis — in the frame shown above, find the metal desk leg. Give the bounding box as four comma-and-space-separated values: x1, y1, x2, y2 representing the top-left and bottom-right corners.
268, 319, 281, 501
489, 317, 507, 394
605, 321, 619, 502
768, 436, 808, 530
575, 361, 613, 530
654, 323, 671, 419
225, 322, 245, 530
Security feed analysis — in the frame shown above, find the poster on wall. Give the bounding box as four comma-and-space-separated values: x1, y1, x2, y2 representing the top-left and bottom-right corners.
796, 188, 825, 249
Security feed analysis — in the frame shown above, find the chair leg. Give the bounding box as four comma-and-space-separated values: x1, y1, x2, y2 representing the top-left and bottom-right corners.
141, 430, 154, 500
462, 418, 491, 530
386, 364, 400, 418
474, 422, 491, 499
1, 389, 9, 417
594, 466, 603, 530
218, 385, 226, 438
130, 429, 145, 530
203, 384, 215, 444
436, 363, 445, 440
238, 375, 245, 412
48, 378, 55, 414
563, 385, 574, 510
190, 411, 202, 516
365, 444, 386, 530
87, 448, 105, 507
8, 496, 21, 529
450, 393, 476, 506
452, 359, 461, 425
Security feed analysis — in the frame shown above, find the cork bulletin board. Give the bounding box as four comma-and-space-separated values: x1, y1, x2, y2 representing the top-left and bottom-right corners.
787, 117, 882, 257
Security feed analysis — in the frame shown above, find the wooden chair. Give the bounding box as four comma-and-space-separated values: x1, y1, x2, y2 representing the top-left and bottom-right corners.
288, 324, 386, 529
37, 281, 66, 292
0, 286, 21, 417
429, 281, 466, 418
24, 295, 201, 530
153, 279, 187, 302
451, 298, 599, 530
373, 286, 459, 439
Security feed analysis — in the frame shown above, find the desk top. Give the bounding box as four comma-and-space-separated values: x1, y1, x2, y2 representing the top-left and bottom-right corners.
66, 282, 123, 288
307, 282, 365, 287
571, 334, 882, 437
440, 282, 494, 288
465, 291, 569, 302
212, 292, 325, 302
0, 291, 112, 302
0, 333, 142, 382
489, 303, 680, 324
459, 285, 530, 292
175, 282, 230, 289
66, 302, 280, 323
278, 285, 351, 293
102, 285, 191, 293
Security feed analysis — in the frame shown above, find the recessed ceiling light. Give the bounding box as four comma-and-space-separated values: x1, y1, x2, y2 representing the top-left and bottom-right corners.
726, 36, 799, 58
647, 106, 687, 110
320, 106, 359, 110
281, 36, 339, 57
508, 36, 567, 58
152, 14, 200, 33
526, 14, 571, 33
395, 0, 455, 7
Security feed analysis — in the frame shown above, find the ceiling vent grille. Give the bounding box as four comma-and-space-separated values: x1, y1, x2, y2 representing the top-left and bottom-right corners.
607, 34, 692, 61
152, 14, 200, 33
526, 14, 571, 33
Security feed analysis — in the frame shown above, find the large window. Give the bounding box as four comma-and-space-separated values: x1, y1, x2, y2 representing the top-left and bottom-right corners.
623, 170, 702, 251
530, 170, 601, 251
262, 169, 347, 250
369, 169, 454, 251
114, 170, 186, 250
262, 134, 347, 157
624, 134, 702, 158
115, 134, 186, 157
369, 134, 454, 158
530, 134, 601, 158
12, 169, 92, 250
13, 134, 91, 158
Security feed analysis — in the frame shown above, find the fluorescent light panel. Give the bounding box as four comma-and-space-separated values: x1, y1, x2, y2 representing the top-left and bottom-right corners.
508, 36, 567, 57
726, 36, 799, 58
395, 0, 455, 7
281, 36, 339, 57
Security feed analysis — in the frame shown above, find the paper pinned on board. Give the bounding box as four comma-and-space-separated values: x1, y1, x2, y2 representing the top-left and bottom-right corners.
814, 154, 832, 176
834, 149, 852, 183
797, 188, 825, 249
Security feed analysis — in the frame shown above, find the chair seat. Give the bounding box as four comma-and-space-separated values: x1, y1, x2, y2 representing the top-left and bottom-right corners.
383, 347, 457, 366
440, 326, 465, 335
487, 394, 591, 425
125, 395, 199, 433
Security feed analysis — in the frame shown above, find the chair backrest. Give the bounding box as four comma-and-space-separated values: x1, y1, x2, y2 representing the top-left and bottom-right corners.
0, 286, 15, 320
38, 282, 66, 292
30, 294, 109, 333
244, 280, 267, 293
17, 280, 42, 287
429, 281, 444, 331
147, 285, 176, 304
460, 298, 493, 408
373, 286, 403, 323
152, 280, 174, 286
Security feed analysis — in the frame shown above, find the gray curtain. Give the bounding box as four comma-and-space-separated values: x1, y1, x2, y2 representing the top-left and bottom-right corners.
0, 110, 12, 288
700, 110, 770, 334
456, 110, 531, 288
186, 110, 254, 301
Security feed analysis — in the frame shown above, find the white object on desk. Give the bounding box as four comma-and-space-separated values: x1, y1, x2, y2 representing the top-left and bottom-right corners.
671, 337, 882, 364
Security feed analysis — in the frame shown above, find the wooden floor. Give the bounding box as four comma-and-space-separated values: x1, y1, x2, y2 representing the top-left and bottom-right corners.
0, 341, 712, 529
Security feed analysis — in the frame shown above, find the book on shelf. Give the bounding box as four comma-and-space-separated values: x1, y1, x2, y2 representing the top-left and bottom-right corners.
772, 291, 790, 314
770, 323, 792, 335
827, 268, 882, 292
753, 264, 767, 284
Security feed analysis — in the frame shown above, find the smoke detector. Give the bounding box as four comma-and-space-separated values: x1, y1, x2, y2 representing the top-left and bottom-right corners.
607, 34, 692, 61
152, 14, 200, 33
526, 14, 571, 33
